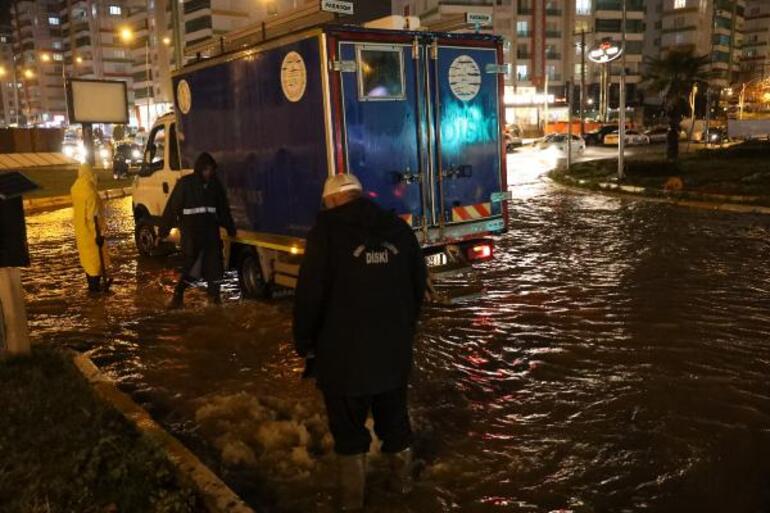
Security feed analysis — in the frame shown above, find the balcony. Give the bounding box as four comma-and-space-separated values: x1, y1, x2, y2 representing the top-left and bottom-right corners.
545, 8, 562, 15
517, 31, 531, 37
603, 0, 644, 10
545, 30, 561, 38
518, 7, 533, 14
545, 53, 561, 59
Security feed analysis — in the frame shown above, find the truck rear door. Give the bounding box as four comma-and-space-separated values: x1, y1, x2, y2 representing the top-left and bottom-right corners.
337, 41, 426, 228
428, 42, 503, 225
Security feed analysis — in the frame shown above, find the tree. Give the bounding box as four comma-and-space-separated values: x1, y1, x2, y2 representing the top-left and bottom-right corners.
642, 49, 714, 160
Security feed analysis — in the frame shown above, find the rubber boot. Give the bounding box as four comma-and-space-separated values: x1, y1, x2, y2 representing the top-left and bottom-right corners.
387, 447, 414, 495
207, 281, 222, 306
167, 281, 186, 310
86, 275, 102, 294
338, 454, 366, 511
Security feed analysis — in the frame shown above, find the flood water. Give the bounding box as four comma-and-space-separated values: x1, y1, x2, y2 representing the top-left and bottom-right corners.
20, 170, 770, 513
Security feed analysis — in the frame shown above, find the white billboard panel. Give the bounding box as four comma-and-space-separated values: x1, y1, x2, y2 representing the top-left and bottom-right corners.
67, 79, 129, 124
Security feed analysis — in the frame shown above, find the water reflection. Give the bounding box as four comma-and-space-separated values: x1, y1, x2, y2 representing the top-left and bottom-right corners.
20, 178, 770, 512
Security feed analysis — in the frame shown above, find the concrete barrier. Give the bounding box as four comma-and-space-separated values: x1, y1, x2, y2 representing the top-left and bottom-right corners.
23, 187, 132, 214
72, 352, 256, 513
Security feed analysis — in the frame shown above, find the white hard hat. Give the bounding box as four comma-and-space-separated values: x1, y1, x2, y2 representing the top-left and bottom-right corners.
322, 173, 363, 198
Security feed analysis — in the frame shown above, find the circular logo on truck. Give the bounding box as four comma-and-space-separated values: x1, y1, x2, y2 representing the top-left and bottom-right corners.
448, 55, 481, 102
177, 79, 192, 114
281, 51, 307, 103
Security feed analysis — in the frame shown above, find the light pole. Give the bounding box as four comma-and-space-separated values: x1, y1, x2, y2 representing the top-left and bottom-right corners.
574, 29, 594, 138
617, 0, 627, 181
120, 26, 152, 128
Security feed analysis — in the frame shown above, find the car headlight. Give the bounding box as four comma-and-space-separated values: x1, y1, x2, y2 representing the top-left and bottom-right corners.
63, 146, 74, 157
131, 148, 141, 159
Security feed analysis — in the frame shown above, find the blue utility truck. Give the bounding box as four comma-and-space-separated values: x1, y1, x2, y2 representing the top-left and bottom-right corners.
132, 19, 509, 298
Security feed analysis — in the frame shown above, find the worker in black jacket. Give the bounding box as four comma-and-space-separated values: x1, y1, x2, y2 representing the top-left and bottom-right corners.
293, 173, 428, 511
159, 152, 236, 308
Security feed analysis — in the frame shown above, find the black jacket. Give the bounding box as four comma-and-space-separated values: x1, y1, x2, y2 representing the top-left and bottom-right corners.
159, 172, 235, 279
293, 198, 428, 396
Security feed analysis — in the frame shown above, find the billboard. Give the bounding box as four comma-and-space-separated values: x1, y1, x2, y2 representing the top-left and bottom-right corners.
66, 79, 129, 124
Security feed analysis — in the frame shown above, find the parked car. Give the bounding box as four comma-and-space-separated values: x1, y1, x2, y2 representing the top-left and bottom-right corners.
584, 125, 619, 146
112, 142, 143, 178
644, 126, 669, 144
504, 124, 523, 152
537, 133, 586, 155
701, 127, 729, 145
604, 129, 650, 146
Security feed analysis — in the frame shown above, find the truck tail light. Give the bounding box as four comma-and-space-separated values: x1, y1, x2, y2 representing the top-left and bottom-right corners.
466, 242, 493, 262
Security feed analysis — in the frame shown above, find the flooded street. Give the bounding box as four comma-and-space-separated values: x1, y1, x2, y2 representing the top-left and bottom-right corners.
21, 169, 770, 513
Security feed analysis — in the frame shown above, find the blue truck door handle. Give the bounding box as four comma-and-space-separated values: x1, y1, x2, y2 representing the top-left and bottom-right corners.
162, 182, 169, 194
443, 165, 472, 179
392, 171, 422, 185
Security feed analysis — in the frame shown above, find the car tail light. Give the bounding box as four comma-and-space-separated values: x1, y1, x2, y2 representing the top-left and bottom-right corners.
466, 242, 493, 262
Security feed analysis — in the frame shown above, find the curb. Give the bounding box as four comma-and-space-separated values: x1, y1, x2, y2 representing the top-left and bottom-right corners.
71, 352, 256, 513
24, 187, 132, 214
549, 175, 770, 215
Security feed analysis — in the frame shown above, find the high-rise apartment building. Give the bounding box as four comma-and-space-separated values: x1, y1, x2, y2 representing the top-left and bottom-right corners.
394, 0, 646, 130
645, 0, 745, 88
0, 27, 20, 127
740, 0, 769, 81
11, 0, 67, 125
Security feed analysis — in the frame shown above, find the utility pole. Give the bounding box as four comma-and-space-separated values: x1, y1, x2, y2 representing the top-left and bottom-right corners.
573, 29, 593, 138
170, 0, 183, 70
567, 79, 573, 171
618, 0, 626, 181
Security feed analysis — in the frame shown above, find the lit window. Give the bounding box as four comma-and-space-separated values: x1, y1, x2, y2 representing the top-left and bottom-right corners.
48, 16, 60, 25
53, 41, 62, 49
516, 64, 529, 80
357, 48, 405, 100
109, 5, 122, 15
674, 0, 685, 9
53, 53, 63, 61
517, 20, 529, 36
576, 0, 591, 16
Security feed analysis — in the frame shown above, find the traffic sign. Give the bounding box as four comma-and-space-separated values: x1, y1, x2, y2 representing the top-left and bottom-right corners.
321, 0, 354, 15
466, 12, 493, 26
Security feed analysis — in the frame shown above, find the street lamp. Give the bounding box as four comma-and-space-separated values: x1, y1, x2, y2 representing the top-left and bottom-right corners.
119, 26, 152, 128
23, 69, 34, 80
40, 53, 51, 63
162, 36, 171, 46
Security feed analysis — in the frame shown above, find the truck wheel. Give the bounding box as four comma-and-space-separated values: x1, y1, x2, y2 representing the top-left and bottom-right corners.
238, 251, 271, 299
135, 219, 159, 257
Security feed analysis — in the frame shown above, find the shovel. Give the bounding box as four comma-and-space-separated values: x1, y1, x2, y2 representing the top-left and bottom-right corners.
94, 215, 113, 292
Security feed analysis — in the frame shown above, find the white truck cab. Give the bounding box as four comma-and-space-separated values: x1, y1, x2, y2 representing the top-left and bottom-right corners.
131, 113, 190, 256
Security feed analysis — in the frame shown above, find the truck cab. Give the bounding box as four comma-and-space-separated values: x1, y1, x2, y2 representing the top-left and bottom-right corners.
131, 113, 189, 256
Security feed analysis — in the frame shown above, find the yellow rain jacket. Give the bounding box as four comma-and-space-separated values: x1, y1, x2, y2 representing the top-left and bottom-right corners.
70, 164, 110, 277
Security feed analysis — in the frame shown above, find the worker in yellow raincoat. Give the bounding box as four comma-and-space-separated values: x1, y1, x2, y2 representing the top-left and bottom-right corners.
70, 163, 110, 292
